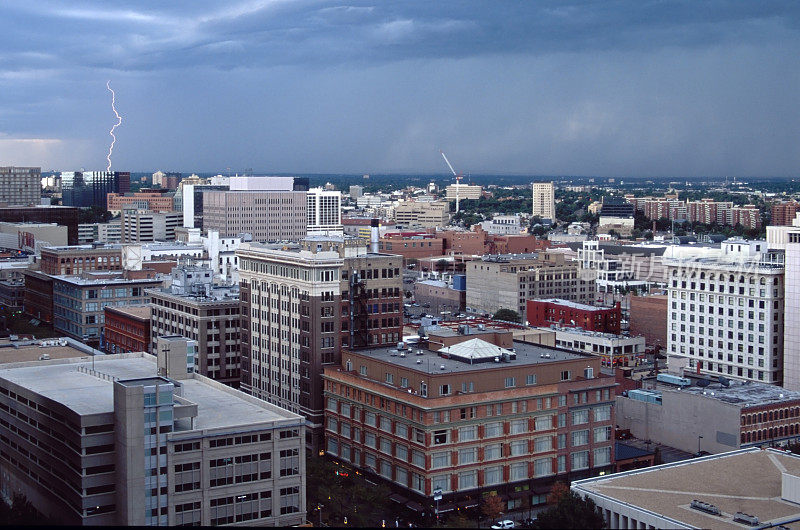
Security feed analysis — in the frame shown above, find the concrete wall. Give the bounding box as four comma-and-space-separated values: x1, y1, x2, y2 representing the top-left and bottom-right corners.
616, 390, 740, 454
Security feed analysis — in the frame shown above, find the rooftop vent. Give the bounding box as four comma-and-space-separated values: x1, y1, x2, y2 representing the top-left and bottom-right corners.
416, 359, 422, 364
439, 365, 446, 370
690, 500, 721, 516
397, 341, 405, 350
399, 352, 406, 358
733, 513, 759, 526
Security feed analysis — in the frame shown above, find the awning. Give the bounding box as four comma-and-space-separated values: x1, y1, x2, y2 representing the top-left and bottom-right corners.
389, 493, 408, 504
437, 502, 456, 513
405, 501, 424, 512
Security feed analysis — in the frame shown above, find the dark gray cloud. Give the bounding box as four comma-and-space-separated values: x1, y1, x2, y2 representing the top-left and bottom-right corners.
0, 1, 799, 175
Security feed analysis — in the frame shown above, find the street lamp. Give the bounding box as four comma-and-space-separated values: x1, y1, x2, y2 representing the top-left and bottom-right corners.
316, 503, 324, 526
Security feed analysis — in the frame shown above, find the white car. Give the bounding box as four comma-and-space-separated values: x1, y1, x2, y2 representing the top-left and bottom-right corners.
491, 520, 515, 530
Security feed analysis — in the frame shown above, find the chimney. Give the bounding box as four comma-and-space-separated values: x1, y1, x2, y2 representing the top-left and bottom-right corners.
370, 219, 380, 253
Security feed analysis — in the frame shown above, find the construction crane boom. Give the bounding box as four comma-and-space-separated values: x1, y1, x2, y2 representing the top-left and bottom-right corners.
439, 149, 463, 213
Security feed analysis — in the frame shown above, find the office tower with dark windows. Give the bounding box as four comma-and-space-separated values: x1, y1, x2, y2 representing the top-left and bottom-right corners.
61, 171, 131, 209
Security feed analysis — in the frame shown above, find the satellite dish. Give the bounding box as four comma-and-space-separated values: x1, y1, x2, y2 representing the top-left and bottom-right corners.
718, 376, 731, 388
696, 378, 711, 388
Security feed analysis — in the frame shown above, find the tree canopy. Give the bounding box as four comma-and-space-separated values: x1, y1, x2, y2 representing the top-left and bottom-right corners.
533, 491, 606, 529
492, 308, 521, 323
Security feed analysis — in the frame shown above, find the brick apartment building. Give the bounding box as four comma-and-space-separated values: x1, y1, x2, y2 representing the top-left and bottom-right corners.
106, 189, 175, 214
772, 201, 799, 226
323, 329, 615, 514
39, 244, 123, 275
526, 299, 622, 334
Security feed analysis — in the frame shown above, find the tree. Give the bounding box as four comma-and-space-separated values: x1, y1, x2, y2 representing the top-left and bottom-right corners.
546, 481, 570, 505
0, 492, 52, 525
436, 259, 449, 273
482, 493, 504, 524
492, 308, 521, 323
533, 491, 606, 529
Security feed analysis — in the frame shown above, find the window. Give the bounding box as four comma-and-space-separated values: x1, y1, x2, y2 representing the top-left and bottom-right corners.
534, 458, 552, 477
594, 405, 611, 422
594, 426, 611, 443
433, 430, 449, 445
396, 444, 408, 461
560, 370, 571, 381
459, 425, 477, 441
365, 432, 376, 448
534, 436, 552, 453
484, 466, 502, 485
572, 410, 589, 425
526, 374, 537, 385
485, 422, 502, 438
510, 462, 527, 481
535, 415, 552, 431
510, 440, 527, 456
571, 451, 589, 471
557, 455, 567, 473
380, 438, 392, 454
558, 413, 566, 428
432, 474, 450, 493
280, 486, 300, 515
412, 450, 425, 467
385, 373, 394, 384
458, 447, 477, 465
484, 444, 502, 461
594, 446, 611, 466
395, 422, 408, 438
279, 449, 299, 477
510, 419, 527, 434
459, 470, 477, 490
326, 398, 337, 411
380, 417, 392, 432
504, 377, 516, 388
439, 384, 451, 396
571, 430, 589, 447
460, 407, 476, 419
364, 412, 376, 427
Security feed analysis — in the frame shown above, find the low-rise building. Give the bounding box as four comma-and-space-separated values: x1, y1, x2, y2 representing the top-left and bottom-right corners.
549, 327, 646, 367
52, 271, 163, 348
617, 377, 800, 455
40, 244, 123, 275
395, 201, 449, 229
466, 252, 594, 320
104, 305, 151, 354
106, 190, 175, 215
526, 299, 621, 333
413, 279, 465, 314
378, 233, 445, 262
573, 448, 800, 530
323, 335, 615, 513
0, 350, 306, 526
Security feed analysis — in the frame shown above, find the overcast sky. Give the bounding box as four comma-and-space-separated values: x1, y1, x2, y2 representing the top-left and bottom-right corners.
1, 1, 799, 177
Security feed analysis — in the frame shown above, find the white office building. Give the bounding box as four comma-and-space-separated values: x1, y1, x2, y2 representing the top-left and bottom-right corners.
306, 188, 342, 236
665, 239, 785, 384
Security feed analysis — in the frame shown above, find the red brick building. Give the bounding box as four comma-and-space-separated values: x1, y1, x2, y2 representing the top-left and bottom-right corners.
629, 295, 668, 349
39, 245, 122, 275
526, 299, 621, 334
771, 202, 799, 226
378, 232, 444, 262
104, 305, 151, 354
106, 189, 175, 213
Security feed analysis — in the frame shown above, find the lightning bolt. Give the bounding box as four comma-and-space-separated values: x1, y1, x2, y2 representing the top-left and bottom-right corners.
106, 80, 122, 172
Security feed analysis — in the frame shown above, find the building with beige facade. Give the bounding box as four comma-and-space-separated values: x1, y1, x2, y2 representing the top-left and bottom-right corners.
395, 201, 450, 229
444, 184, 482, 201
532, 182, 555, 220
0, 166, 41, 206
465, 252, 594, 320
121, 207, 183, 243
0, 348, 305, 526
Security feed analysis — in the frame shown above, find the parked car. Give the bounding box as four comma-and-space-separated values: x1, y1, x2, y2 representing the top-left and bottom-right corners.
491, 521, 515, 530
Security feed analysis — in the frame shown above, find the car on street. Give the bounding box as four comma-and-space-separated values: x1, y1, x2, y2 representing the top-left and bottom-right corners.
491, 520, 515, 529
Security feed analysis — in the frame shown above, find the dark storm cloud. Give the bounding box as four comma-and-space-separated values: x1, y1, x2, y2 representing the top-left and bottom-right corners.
1, 1, 799, 175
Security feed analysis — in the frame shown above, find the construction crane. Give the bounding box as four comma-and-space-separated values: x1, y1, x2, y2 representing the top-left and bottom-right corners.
439, 150, 463, 213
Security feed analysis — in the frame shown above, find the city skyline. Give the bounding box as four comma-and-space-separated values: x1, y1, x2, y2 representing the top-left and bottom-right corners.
1, 2, 800, 177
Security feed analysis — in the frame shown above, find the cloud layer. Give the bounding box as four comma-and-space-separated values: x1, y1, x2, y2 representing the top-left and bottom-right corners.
1, 1, 799, 175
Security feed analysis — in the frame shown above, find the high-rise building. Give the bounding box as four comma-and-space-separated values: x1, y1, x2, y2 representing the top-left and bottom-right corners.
121, 207, 183, 243
772, 201, 799, 226
151, 170, 181, 189
0, 166, 41, 206
783, 231, 800, 390
306, 188, 343, 236
665, 239, 784, 384
148, 265, 242, 387
236, 235, 402, 450
0, 349, 306, 526
349, 185, 363, 199
202, 177, 309, 242
532, 181, 555, 220
61, 171, 130, 209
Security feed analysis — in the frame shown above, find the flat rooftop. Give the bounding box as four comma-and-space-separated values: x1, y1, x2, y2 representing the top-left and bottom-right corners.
662, 379, 800, 407
0, 354, 300, 428
52, 274, 162, 286
105, 305, 151, 320
351, 339, 588, 375
573, 448, 800, 530
0, 338, 103, 364
533, 298, 615, 312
